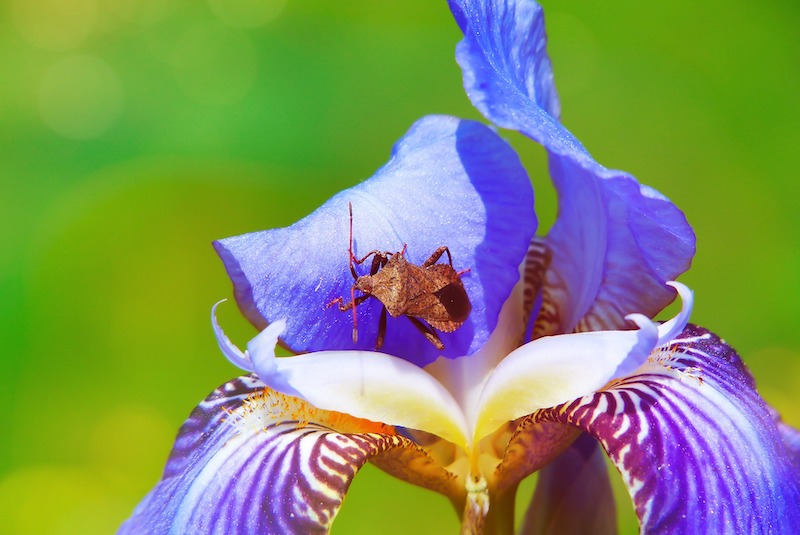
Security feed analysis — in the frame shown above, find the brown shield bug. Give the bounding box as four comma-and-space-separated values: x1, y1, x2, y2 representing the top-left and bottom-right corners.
327, 202, 472, 351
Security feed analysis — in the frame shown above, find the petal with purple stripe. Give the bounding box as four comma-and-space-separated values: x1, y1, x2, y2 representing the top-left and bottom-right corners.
473, 282, 692, 442
214, 115, 535, 367
119, 375, 441, 535
536, 325, 800, 532
449, 0, 695, 335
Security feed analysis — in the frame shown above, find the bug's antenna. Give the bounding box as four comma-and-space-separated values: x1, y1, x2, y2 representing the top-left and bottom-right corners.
348, 202, 358, 342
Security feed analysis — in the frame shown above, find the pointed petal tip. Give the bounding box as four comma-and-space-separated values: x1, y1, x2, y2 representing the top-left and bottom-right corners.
657, 281, 693, 344
212, 299, 254, 372
247, 318, 287, 377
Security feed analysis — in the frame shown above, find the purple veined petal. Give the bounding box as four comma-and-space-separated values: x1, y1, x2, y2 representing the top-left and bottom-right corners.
213, 307, 471, 448
214, 114, 535, 367
536, 325, 800, 532
492, 419, 578, 495
118, 375, 426, 535
472, 283, 692, 442
449, 0, 696, 335
520, 433, 617, 535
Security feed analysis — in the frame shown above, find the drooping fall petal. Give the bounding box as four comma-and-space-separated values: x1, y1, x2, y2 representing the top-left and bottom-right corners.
536, 325, 800, 532
118, 375, 446, 535
214, 114, 535, 367
449, 0, 695, 337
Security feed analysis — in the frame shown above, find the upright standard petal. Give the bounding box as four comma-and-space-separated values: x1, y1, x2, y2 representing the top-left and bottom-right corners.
214, 115, 535, 366
449, 0, 695, 335
119, 375, 438, 535
536, 325, 800, 532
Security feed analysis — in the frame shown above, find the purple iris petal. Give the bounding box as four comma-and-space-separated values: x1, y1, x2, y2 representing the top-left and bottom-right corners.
449, 0, 695, 332
214, 115, 535, 366
521, 434, 616, 535
537, 325, 800, 532
118, 375, 415, 535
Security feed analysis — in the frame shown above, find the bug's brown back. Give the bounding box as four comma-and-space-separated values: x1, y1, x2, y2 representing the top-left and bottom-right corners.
402, 263, 471, 331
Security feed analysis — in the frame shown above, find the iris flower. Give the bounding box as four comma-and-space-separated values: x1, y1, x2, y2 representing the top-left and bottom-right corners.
120, 0, 800, 533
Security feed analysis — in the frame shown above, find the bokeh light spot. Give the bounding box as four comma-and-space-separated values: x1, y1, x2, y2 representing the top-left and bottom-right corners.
38, 54, 124, 140
11, 0, 98, 50
170, 23, 259, 106
207, 0, 287, 28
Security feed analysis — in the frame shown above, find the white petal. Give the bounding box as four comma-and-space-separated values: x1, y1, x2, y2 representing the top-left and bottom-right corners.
656, 281, 693, 344
472, 282, 693, 441
240, 320, 471, 449
211, 300, 254, 372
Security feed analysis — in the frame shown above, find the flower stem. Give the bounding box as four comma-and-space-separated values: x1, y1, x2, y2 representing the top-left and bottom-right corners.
460, 478, 517, 535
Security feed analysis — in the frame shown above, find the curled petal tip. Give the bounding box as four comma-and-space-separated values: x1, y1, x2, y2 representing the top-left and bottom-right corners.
211, 299, 254, 372
247, 319, 287, 377
658, 281, 693, 345
624, 313, 655, 331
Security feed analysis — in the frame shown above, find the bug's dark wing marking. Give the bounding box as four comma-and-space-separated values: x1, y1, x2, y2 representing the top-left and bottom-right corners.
434, 282, 471, 323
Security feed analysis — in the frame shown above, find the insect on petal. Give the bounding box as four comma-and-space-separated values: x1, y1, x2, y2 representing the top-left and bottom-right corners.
214, 114, 535, 367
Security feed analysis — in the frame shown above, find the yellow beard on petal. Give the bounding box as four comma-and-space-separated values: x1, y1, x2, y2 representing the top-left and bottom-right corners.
224, 386, 397, 435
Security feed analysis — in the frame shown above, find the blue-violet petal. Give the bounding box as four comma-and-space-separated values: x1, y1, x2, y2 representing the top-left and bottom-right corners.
449, 0, 695, 334
214, 115, 535, 366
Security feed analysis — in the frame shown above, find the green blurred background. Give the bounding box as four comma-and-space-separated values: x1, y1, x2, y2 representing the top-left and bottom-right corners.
1, 0, 798, 533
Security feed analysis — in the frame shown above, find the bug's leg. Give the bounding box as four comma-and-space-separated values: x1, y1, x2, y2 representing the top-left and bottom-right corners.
326, 293, 371, 311
367, 251, 390, 275
375, 306, 387, 350
422, 246, 453, 267
353, 250, 385, 265
326, 296, 344, 309
332, 290, 372, 343
406, 316, 445, 351
350, 284, 358, 341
